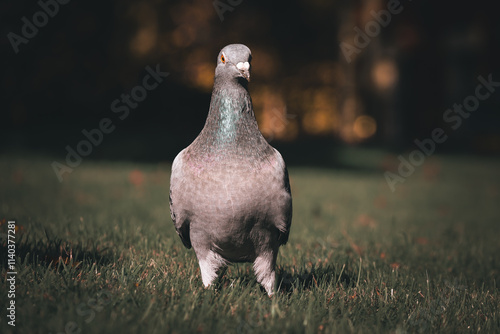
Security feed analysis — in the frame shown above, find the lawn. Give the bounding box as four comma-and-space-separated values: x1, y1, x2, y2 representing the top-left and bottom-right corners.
1, 149, 499, 333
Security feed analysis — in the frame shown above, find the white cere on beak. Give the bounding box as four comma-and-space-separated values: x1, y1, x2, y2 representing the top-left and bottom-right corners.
236, 62, 250, 71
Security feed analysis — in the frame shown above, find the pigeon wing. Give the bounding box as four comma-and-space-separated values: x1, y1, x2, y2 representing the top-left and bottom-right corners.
169, 149, 192, 249
272, 148, 293, 245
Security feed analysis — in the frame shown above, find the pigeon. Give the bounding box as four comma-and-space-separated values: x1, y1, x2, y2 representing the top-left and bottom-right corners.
169, 44, 292, 296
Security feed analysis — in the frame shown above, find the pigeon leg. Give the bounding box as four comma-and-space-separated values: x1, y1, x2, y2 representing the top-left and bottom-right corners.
197, 250, 227, 288
253, 252, 277, 296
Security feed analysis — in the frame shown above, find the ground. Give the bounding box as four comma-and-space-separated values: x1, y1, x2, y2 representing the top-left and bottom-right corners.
0, 149, 499, 333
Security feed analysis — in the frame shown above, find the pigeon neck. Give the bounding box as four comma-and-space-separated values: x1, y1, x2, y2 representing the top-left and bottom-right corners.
203, 79, 258, 148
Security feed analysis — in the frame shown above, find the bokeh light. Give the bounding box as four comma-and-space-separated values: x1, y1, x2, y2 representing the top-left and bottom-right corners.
353, 115, 377, 140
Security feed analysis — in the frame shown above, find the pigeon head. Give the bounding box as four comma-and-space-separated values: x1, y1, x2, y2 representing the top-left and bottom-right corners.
215, 44, 252, 83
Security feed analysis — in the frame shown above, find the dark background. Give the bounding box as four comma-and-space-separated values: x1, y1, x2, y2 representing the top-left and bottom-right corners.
1, 0, 499, 165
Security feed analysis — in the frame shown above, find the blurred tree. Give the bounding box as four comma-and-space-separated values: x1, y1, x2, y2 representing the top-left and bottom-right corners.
1, 0, 499, 158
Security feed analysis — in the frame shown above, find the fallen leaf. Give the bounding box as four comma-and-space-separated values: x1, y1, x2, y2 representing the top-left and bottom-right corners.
342, 229, 363, 256
356, 214, 377, 228
373, 195, 387, 209
129, 169, 145, 187
416, 237, 428, 245
13, 170, 24, 184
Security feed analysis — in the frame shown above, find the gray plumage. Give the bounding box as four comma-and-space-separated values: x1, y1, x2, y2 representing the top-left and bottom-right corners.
169, 44, 292, 296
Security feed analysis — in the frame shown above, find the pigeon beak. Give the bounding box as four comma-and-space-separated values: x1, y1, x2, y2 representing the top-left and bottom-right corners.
236, 61, 251, 81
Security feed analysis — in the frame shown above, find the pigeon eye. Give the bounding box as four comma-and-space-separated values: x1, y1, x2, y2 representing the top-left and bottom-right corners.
221, 54, 226, 63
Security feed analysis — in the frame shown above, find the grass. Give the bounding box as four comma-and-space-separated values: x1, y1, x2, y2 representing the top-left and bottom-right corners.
0, 149, 499, 333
